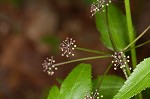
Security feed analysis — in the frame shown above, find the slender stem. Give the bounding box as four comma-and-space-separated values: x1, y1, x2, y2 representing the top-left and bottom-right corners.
96, 63, 112, 90
121, 62, 131, 79
125, 0, 142, 99
125, 0, 137, 69
121, 52, 131, 79
122, 68, 128, 79
123, 25, 150, 51
54, 55, 111, 67
105, 7, 117, 51
125, 63, 131, 77
125, 39, 150, 53
76, 47, 110, 55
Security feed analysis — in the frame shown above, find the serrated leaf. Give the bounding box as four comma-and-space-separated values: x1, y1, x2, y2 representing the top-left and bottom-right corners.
114, 58, 150, 99
58, 63, 92, 99
93, 75, 125, 99
95, 4, 129, 51
47, 85, 59, 99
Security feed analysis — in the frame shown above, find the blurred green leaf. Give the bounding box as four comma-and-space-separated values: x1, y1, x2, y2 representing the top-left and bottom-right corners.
58, 63, 92, 99
114, 57, 150, 99
41, 35, 60, 47
83, 0, 92, 5
56, 78, 63, 84
41, 35, 60, 53
95, 4, 129, 51
93, 75, 125, 99
47, 85, 59, 99
10, 0, 23, 8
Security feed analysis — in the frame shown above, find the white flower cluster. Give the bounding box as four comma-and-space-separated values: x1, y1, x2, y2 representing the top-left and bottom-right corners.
42, 56, 57, 75
60, 37, 77, 57
84, 90, 103, 99
91, 0, 112, 17
42, 37, 77, 76
111, 52, 130, 70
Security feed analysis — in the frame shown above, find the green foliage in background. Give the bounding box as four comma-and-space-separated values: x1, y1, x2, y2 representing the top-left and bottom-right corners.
47, 63, 92, 99
47, 58, 150, 99
95, 4, 129, 51
46, 1, 150, 99
93, 75, 125, 99
41, 35, 60, 54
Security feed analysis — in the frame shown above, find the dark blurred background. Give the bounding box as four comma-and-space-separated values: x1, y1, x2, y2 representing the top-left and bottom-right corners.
0, 0, 149, 99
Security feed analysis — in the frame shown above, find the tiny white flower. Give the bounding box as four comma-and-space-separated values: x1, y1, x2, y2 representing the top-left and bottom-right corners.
90, 0, 112, 17
111, 52, 130, 70
84, 89, 101, 99
60, 37, 77, 57
42, 56, 57, 76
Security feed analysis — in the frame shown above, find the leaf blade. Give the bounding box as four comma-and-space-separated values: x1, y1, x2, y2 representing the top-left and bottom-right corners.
114, 58, 150, 99
59, 63, 92, 99
95, 4, 129, 51
93, 75, 125, 99
47, 85, 59, 99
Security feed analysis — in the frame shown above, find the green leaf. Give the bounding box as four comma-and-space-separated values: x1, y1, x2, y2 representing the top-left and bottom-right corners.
93, 75, 125, 99
95, 4, 129, 51
47, 85, 59, 99
41, 35, 60, 54
11, 0, 23, 8
56, 78, 63, 84
83, 0, 92, 5
58, 63, 92, 99
114, 57, 150, 99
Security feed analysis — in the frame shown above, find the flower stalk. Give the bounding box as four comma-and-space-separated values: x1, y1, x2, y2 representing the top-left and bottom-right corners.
42, 55, 111, 76
125, 0, 143, 98
125, 0, 137, 69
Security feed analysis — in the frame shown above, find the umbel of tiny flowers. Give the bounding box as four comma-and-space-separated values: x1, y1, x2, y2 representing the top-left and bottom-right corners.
111, 51, 131, 78
42, 56, 57, 76
111, 52, 130, 70
84, 89, 103, 99
60, 37, 77, 57
91, 0, 112, 17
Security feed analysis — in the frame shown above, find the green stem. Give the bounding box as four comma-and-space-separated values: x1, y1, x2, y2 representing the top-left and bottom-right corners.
125, 0, 137, 69
121, 52, 131, 79
105, 7, 117, 51
100, 8, 117, 51
96, 63, 112, 91
125, 0, 142, 99
123, 25, 150, 51
125, 39, 150, 53
123, 63, 131, 79
54, 55, 111, 67
76, 47, 110, 55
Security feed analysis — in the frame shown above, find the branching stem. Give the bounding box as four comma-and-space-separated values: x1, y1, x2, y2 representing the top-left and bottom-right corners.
76, 47, 110, 55
123, 25, 150, 52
